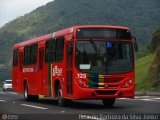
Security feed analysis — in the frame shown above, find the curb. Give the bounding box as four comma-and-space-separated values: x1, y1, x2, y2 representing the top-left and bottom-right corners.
135, 91, 160, 96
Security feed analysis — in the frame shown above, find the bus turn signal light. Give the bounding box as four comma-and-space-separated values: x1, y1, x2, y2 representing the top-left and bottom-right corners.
122, 79, 133, 88
78, 79, 89, 88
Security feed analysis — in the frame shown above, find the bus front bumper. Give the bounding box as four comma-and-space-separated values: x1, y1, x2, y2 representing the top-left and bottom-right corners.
73, 84, 135, 100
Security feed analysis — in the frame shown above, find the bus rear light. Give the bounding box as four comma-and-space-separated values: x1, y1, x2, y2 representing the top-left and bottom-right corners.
78, 79, 88, 88
122, 79, 133, 88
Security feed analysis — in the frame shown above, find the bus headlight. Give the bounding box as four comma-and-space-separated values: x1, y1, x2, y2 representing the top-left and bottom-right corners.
122, 79, 134, 88
78, 79, 88, 88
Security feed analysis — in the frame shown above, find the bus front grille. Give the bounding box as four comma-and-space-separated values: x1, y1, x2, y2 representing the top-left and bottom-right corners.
88, 73, 124, 88
96, 90, 117, 95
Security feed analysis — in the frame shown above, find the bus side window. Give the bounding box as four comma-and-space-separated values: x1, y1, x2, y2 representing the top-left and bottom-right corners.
67, 45, 73, 68
13, 49, 19, 67
45, 39, 55, 63
24, 46, 30, 65
30, 44, 38, 65
55, 37, 64, 62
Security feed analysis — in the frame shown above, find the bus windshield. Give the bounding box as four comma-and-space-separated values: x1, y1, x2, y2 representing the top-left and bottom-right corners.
76, 40, 133, 74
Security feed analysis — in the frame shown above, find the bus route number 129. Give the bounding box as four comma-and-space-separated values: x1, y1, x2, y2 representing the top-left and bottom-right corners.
77, 73, 86, 78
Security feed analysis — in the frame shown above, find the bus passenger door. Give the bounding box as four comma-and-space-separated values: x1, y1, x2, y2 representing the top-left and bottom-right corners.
66, 43, 73, 96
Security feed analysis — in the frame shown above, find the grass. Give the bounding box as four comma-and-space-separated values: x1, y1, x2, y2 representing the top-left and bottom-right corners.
135, 54, 153, 90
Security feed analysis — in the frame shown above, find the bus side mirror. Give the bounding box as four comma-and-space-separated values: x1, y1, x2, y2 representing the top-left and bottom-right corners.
133, 36, 138, 52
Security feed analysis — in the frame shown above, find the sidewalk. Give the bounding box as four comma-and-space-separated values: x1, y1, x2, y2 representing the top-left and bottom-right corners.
135, 91, 160, 96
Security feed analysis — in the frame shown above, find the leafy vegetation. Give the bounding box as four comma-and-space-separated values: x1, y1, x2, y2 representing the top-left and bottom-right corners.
0, 0, 160, 88
147, 28, 160, 90
136, 28, 160, 91
151, 28, 160, 52
137, 44, 151, 59
135, 54, 153, 90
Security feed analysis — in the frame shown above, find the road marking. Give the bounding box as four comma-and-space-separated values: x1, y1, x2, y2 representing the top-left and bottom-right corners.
119, 96, 151, 99
21, 104, 48, 110
135, 98, 160, 103
134, 96, 140, 99
0, 92, 6, 94
141, 99, 153, 101
118, 98, 128, 99
135, 96, 150, 98
118, 97, 160, 103
0, 100, 6, 102
61, 111, 66, 113
8, 92, 18, 95
153, 98, 160, 100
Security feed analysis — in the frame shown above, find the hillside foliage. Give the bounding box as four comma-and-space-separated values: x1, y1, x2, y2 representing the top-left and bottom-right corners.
0, 0, 160, 81
148, 28, 160, 89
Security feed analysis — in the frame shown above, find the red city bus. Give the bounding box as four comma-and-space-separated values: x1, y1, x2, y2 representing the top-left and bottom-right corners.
12, 25, 138, 107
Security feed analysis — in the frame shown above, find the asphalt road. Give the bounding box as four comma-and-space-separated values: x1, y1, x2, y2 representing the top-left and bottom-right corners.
0, 88, 160, 120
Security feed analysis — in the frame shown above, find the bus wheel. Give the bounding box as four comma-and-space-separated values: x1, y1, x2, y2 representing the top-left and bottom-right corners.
102, 98, 115, 107
24, 83, 38, 101
57, 85, 69, 107
24, 83, 31, 101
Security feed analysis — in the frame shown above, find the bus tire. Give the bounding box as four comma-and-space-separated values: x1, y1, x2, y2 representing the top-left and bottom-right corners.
102, 98, 115, 107
31, 95, 38, 101
24, 83, 38, 101
57, 84, 69, 107
24, 82, 32, 101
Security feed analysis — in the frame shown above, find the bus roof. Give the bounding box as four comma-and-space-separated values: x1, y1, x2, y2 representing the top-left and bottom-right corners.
13, 25, 130, 49
74, 25, 129, 30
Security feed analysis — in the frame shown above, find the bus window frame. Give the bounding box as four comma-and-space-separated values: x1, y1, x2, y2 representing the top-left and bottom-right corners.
55, 37, 64, 63
23, 43, 38, 66
13, 48, 19, 67
45, 38, 56, 63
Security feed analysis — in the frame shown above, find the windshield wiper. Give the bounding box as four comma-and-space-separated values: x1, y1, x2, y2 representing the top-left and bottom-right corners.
89, 39, 99, 53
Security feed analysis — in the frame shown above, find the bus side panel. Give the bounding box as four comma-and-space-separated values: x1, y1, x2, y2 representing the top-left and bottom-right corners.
12, 51, 23, 93
42, 63, 50, 96
36, 65, 43, 95
51, 63, 66, 98
33, 65, 39, 95
12, 67, 18, 92
12, 66, 22, 93
22, 66, 38, 95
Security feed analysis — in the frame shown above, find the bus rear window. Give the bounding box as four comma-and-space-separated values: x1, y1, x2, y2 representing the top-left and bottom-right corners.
76, 28, 131, 39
